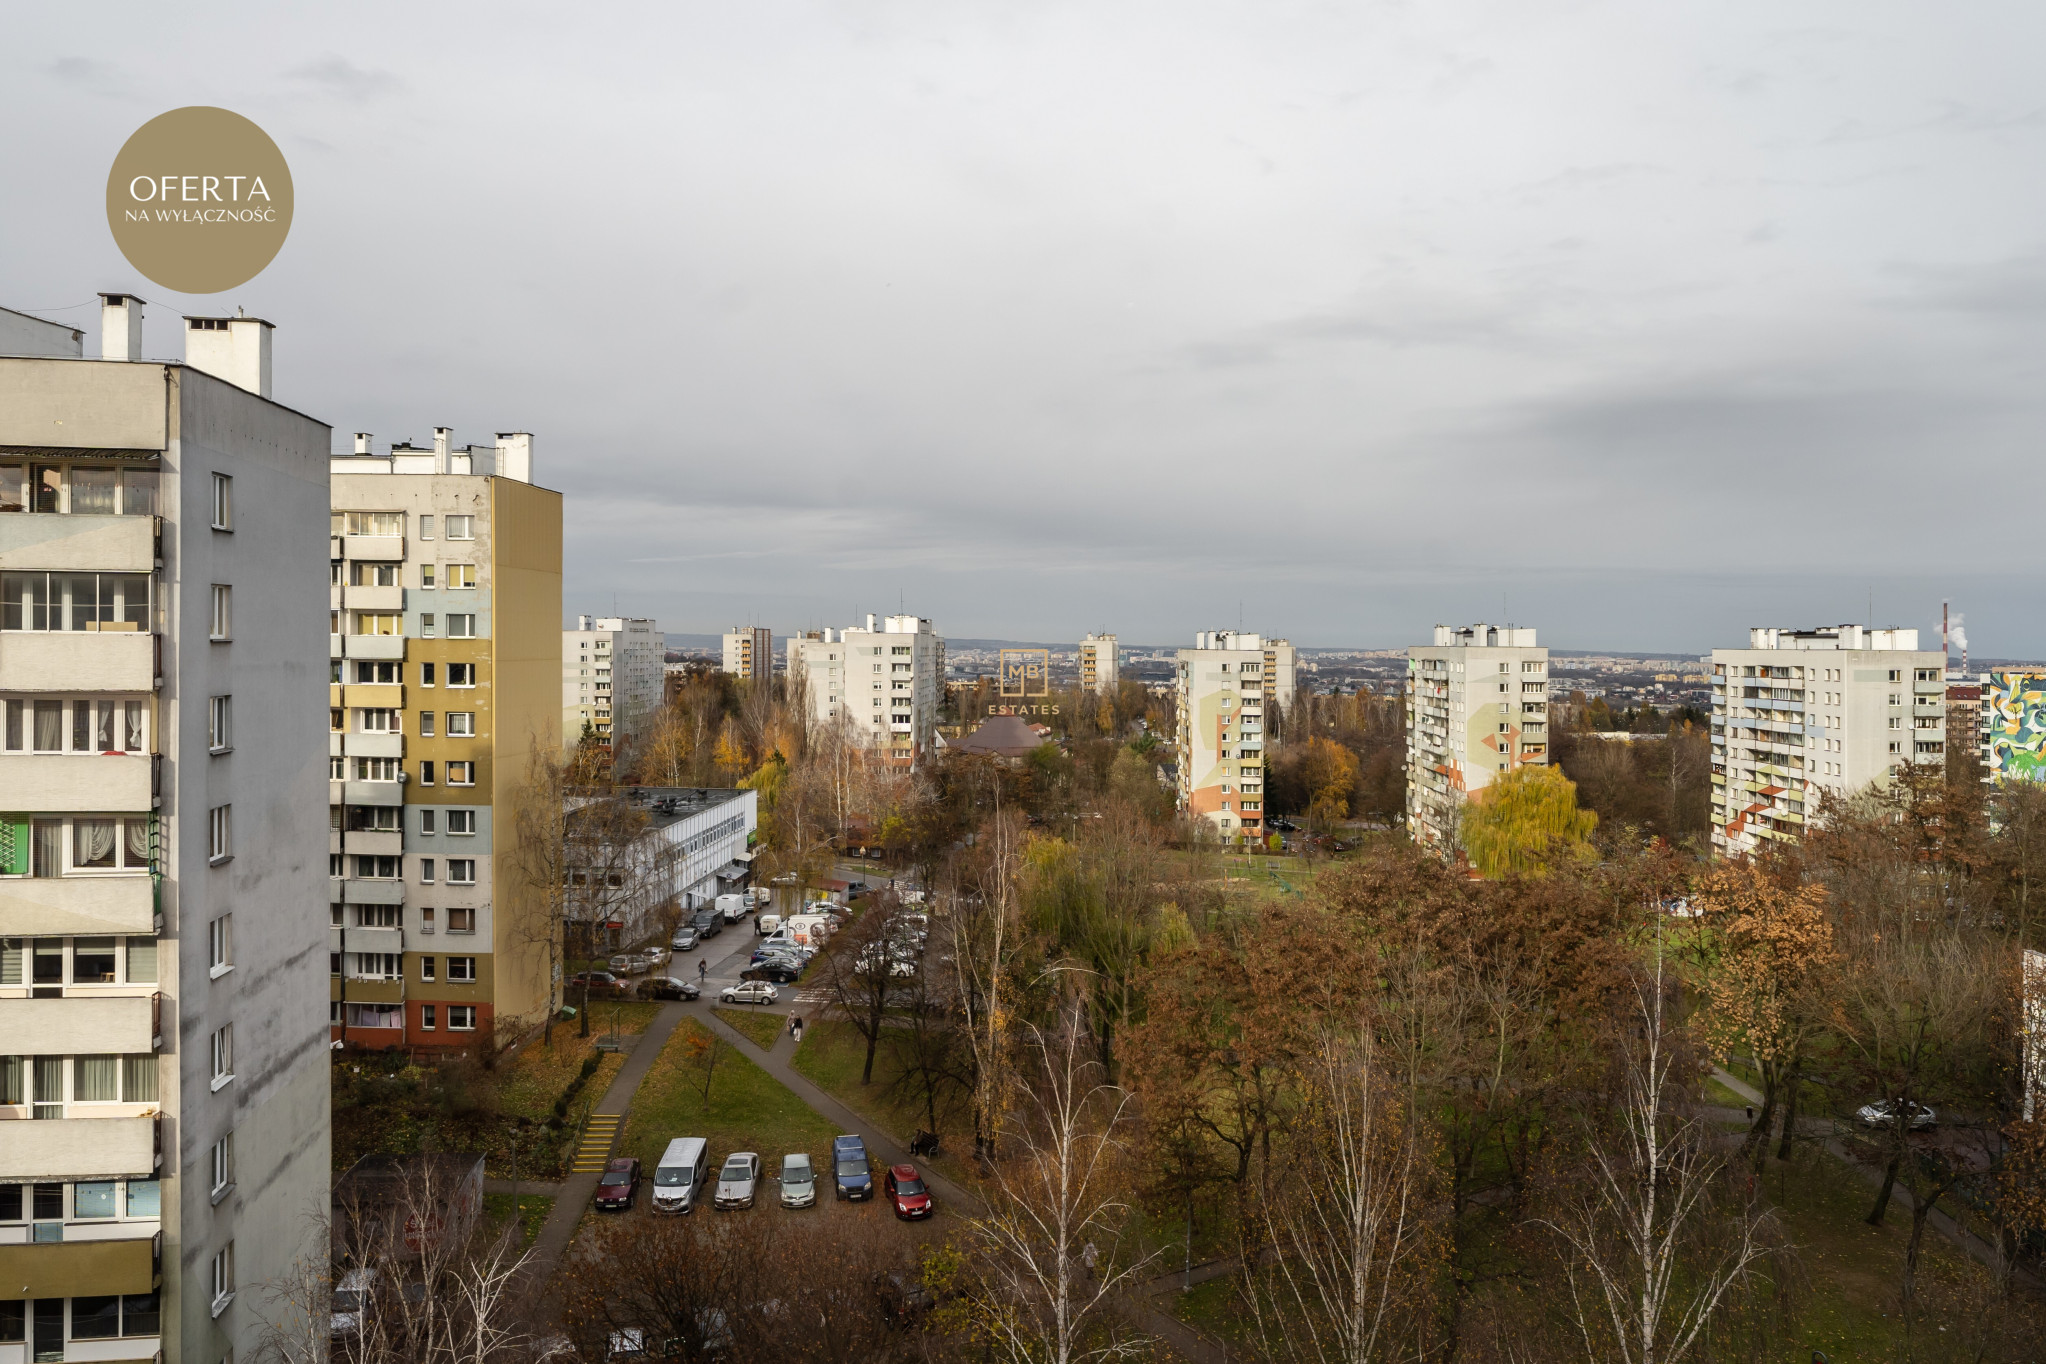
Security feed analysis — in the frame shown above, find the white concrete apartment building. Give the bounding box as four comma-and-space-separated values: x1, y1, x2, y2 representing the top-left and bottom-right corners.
1079, 634, 1119, 696
721, 626, 773, 681
1405, 624, 1550, 855
1174, 632, 1283, 844
790, 615, 944, 770
564, 615, 661, 750
1710, 625, 1946, 856
1, 295, 331, 1364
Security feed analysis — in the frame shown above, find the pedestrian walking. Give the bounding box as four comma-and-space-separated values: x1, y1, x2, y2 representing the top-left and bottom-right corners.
1081, 1241, 1098, 1281
697, 958, 707, 983
793, 1018, 804, 1045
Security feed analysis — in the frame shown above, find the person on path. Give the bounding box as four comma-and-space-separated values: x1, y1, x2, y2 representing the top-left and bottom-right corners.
697, 958, 707, 984
1081, 1241, 1099, 1281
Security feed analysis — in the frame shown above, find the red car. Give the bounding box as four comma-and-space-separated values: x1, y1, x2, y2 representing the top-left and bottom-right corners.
884, 1163, 934, 1220
594, 1157, 641, 1212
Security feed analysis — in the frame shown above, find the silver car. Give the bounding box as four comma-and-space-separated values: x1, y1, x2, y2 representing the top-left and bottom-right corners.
714, 1152, 761, 1209
1855, 1099, 1936, 1131
778, 1153, 816, 1209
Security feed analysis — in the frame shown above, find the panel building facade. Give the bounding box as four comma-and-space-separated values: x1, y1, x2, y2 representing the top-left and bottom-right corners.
1078, 633, 1118, 696
1404, 624, 1550, 855
329, 429, 562, 1050
1709, 625, 1945, 855
791, 615, 943, 770
1174, 632, 1279, 844
564, 615, 660, 751
1, 296, 331, 1364
721, 626, 773, 681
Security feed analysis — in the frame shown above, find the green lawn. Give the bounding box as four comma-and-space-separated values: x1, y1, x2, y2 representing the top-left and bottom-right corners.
480, 1192, 551, 1252
713, 1005, 786, 1051
496, 1007, 653, 1123
791, 1020, 972, 1183
620, 1017, 841, 1171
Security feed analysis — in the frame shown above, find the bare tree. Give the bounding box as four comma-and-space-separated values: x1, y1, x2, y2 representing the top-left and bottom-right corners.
963, 1000, 1163, 1364
952, 807, 1031, 1160
1536, 932, 1780, 1364
1242, 1027, 1446, 1364
817, 889, 911, 1084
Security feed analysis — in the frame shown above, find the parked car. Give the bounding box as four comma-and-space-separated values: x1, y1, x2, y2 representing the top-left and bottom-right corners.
1856, 1099, 1937, 1131
331, 1267, 376, 1340
672, 926, 700, 951
717, 893, 751, 923
568, 971, 631, 997
643, 946, 671, 968
741, 961, 803, 985
778, 1153, 816, 1209
719, 981, 779, 1006
714, 1152, 762, 1209
608, 953, 651, 976
691, 910, 723, 939
854, 950, 916, 978
750, 945, 809, 968
885, 1163, 934, 1220
832, 1134, 872, 1201
873, 1271, 936, 1330
638, 976, 700, 1001
595, 1157, 642, 1212
652, 1137, 710, 1215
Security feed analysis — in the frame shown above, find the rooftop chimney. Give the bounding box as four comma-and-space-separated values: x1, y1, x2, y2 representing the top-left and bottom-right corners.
493, 432, 534, 484
182, 308, 273, 398
354, 433, 373, 455
98, 293, 145, 362
433, 427, 452, 474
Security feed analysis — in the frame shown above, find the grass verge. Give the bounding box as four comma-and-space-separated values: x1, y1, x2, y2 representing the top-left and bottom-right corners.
621, 1017, 841, 1170
480, 1192, 552, 1252
791, 1020, 972, 1183
713, 1005, 786, 1051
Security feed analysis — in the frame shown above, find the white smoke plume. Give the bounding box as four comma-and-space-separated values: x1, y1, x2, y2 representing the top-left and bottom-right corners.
1951, 613, 1968, 659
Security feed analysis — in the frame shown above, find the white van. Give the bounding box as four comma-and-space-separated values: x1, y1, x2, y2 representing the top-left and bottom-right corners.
716, 893, 750, 923
651, 1136, 709, 1215
756, 914, 782, 938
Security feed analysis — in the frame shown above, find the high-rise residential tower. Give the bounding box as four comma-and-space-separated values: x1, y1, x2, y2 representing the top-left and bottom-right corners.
329, 428, 563, 1049
1078, 633, 1118, 696
564, 615, 661, 751
2, 294, 331, 1364
721, 626, 773, 681
1174, 632, 1279, 844
1404, 624, 1550, 855
1710, 625, 1945, 855
790, 615, 943, 770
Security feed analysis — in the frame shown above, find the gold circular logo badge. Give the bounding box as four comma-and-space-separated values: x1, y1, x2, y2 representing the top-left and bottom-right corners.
106, 107, 294, 294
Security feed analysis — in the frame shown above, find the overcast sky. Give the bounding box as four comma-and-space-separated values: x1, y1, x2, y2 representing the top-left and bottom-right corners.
5, 3, 2042, 654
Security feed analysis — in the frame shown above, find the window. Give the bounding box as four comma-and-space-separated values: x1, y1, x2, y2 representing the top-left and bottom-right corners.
420, 612, 436, 637
447, 712, 475, 737
448, 858, 476, 884
420, 857, 435, 883
353, 561, 398, 587
419, 710, 435, 736
447, 614, 476, 638
210, 584, 231, 640
330, 951, 341, 976
357, 708, 399, 733
354, 756, 399, 781
342, 511, 402, 537
210, 473, 233, 530
447, 809, 476, 835
354, 855, 399, 879
209, 915, 231, 976
357, 904, 399, 927
447, 907, 476, 934
447, 564, 476, 588
419, 563, 437, 589
421, 662, 436, 686
210, 1025, 234, 1090
2, 571, 151, 631
353, 952, 402, 978
355, 660, 398, 684
420, 956, 436, 982
419, 513, 434, 539
354, 611, 400, 636
420, 760, 436, 785
448, 663, 475, 687
449, 1005, 477, 1030
446, 515, 474, 539
421, 1004, 437, 1030
329, 707, 343, 732
210, 1242, 235, 1315
447, 761, 474, 785
446, 955, 478, 983
419, 808, 437, 835
210, 1135, 234, 1196
208, 805, 231, 862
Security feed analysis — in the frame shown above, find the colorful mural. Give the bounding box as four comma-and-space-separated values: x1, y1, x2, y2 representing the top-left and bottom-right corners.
1985, 669, 2046, 782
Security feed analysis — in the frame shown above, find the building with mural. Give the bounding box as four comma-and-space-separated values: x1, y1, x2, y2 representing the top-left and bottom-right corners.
1404, 624, 1551, 855
1982, 668, 2046, 783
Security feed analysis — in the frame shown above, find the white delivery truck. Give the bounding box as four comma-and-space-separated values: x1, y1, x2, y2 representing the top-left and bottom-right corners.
716, 893, 750, 924
783, 914, 833, 947
755, 913, 782, 937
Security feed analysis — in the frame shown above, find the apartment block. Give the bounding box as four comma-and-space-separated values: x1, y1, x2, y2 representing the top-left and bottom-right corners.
1078, 633, 1118, 696
1174, 632, 1279, 844
564, 615, 661, 751
2, 295, 331, 1364
1710, 625, 1945, 855
1981, 669, 2046, 784
791, 615, 943, 769
1405, 624, 1549, 855
329, 428, 563, 1050
721, 626, 773, 681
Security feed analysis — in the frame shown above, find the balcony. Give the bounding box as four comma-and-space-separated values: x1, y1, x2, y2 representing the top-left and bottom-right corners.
344, 683, 405, 709
343, 780, 404, 807
0, 875, 155, 936
344, 584, 405, 612
344, 634, 406, 661
0, 513, 156, 573
0, 1114, 157, 1181
0, 1230, 159, 1297
344, 534, 405, 561
344, 879, 406, 905
344, 733, 404, 759
0, 753, 153, 812
344, 924, 404, 954
344, 830, 403, 857
0, 993, 158, 1053
331, 632, 345, 659
0, 630, 154, 691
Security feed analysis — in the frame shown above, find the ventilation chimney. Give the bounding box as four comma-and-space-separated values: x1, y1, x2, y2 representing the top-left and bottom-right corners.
354, 433, 373, 455
433, 427, 452, 473
182, 308, 273, 398
493, 432, 534, 484
99, 293, 145, 361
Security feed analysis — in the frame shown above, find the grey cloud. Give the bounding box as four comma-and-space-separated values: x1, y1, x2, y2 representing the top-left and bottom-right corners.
285, 57, 402, 103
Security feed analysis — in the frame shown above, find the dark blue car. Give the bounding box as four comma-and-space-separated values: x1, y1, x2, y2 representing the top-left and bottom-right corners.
832, 1134, 872, 1201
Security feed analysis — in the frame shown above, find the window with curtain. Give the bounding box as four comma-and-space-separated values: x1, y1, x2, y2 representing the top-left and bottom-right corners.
0, 1054, 22, 1104
124, 700, 144, 751
124, 936, 156, 983
33, 700, 60, 751
0, 939, 20, 984
31, 1056, 62, 1116
69, 468, 118, 515
3, 698, 17, 750
74, 819, 118, 869
96, 700, 115, 751
31, 820, 61, 878
74, 1055, 119, 1102
71, 699, 90, 751
122, 1055, 156, 1102
124, 818, 151, 871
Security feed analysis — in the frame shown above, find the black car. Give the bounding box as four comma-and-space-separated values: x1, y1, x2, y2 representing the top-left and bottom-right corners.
568, 970, 630, 998
691, 911, 722, 939
595, 1157, 641, 1211
741, 961, 802, 984
638, 976, 701, 1001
